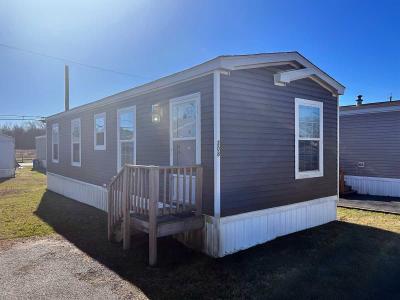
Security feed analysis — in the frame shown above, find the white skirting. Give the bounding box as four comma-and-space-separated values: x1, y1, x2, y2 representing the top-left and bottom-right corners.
47, 172, 108, 212
41, 160, 47, 169
0, 168, 15, 178
345, 175, 400, 198
203, 196, 337, 257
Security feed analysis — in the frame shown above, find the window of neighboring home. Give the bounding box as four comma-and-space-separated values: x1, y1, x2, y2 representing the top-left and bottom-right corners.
94, 113, 106, 150
117, 106, 136, 170
71, 118, 81, 167
295, 98, 323, 179
52, 123, 59, 163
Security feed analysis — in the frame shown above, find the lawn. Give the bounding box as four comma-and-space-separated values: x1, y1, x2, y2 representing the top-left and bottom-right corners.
1, 168, 400, 299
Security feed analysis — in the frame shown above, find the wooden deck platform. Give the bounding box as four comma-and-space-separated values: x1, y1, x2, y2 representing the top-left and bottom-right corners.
107, 164, 203, 266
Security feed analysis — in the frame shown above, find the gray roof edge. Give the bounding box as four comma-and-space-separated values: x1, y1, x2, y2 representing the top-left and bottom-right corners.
47, 52, 345, 120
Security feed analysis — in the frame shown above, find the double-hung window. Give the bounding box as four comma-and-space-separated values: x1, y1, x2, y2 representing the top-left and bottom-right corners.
169, 93, 201, 166
295, 98, 323, 179
94, 113, 106, 150
117, 106, 136, 170
71, 118, 81, 167
52, 123, 59, 163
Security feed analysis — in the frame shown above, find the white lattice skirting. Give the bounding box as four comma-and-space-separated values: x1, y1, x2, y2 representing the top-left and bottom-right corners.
345, 175, 400, 198
203, 196, 337, 257
47, 172, 108, 212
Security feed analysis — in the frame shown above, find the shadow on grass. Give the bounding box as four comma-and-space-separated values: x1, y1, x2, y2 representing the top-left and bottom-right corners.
35, 191, 400, 299
342, 193, 400, 203
30, 167, 46, 175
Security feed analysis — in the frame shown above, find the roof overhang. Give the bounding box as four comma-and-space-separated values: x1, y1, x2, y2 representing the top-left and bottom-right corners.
47, 52, 345, 120
340, 105, 400, 116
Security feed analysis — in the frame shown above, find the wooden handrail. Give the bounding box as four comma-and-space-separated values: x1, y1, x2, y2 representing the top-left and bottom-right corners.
107, 164, 203, 243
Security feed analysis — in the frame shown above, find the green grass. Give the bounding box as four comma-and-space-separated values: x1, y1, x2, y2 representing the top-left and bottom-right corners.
1, 168, 400, 299
0, 168, 53, 239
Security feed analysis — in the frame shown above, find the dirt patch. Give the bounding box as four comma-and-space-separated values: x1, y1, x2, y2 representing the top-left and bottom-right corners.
0, 236, 148, 300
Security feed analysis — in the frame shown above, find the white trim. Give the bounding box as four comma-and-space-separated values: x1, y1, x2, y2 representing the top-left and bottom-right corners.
274, 68, 315, 86
47, 52, 344, 121
71, 118, 81, 167
340, 105, 400, 116
213, 71, 221, 217
117, 106, 136, 171
202, 196, 337, 257
47, 172, 108, 211
344, 175, 400, 197
169, 93, 201, 165
295, 98, 324, 179
337, 98, 340, 199
51, 123, 59, 163
94, 112, 106, 150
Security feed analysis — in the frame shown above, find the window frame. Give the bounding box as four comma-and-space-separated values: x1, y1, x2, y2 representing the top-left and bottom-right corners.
52, 123, 59, 163
295, 98, 324, 179
169, 93, 201, 166
117, 106, 136, 171
94, 112, 106, 150
71, 118, 82, 167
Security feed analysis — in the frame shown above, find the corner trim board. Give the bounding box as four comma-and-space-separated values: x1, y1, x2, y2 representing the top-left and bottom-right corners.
213, 71, 221, 217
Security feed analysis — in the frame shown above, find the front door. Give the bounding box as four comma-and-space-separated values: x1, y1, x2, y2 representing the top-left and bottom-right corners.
170, 93, 201, 166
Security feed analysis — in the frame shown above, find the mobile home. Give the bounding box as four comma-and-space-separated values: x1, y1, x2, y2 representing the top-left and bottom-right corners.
35, 135, 47, 169
46, 52, 345, 264
340, 96, 400, 197
0, 133, 15, 178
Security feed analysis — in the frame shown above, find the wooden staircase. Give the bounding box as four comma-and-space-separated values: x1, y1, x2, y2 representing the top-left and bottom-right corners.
107, 164, 204, 266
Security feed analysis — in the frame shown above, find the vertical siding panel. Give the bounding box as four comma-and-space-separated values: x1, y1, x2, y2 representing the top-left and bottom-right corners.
46, 74, 214, 215
220, 67, 338, 217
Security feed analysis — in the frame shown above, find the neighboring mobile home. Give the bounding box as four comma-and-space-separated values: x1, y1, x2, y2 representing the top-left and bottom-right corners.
0, 133, 15, 178
35, 135, 47, 169
340, 96, 400, 197
46, 52, 345, 263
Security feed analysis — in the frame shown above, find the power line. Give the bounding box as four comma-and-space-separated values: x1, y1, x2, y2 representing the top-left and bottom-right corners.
0, 115, 45, 118
0, 42, 150, 79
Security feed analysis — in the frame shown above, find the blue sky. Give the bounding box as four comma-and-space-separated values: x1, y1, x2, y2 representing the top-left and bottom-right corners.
0, 0, 399, 124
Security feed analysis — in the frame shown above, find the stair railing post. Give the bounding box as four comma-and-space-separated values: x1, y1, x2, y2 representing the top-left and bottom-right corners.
148, 166, 159, 266
122, 167, 131, 250
107, 183, 113, 241
195, 166, 203, 216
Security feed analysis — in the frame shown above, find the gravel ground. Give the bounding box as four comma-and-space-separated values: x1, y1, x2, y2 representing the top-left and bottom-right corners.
0, 235, 148, 300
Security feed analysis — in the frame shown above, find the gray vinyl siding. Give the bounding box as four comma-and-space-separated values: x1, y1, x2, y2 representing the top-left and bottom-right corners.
220, 67, 338, 217
47, 74, 214, 215
340, 111, 400, 179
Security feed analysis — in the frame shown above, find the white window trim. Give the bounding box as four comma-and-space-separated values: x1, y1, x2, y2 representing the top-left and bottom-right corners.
71, 118, 81, 167
117, 106, 136, 171
169, 92, 201, 166
52, 123, 59, 163
94, 112, 106, 150
295, 98, 324, 179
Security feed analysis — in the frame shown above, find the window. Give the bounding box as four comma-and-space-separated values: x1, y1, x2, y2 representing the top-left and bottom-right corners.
94, 113, 106, 150
169, 93, 201, 165
117, 106, 136, 170
295, 98, 323, 179
52, 123, 59, 163
71, 118, 81, 167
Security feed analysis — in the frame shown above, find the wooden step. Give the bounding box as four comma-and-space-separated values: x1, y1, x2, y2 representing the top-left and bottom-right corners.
130, 213, 204, 238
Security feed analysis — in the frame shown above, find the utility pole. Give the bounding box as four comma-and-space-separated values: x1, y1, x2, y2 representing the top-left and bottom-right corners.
65, 65, 69, 111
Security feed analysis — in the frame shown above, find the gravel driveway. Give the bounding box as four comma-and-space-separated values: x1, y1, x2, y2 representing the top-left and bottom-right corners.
0, 236, 147, 300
